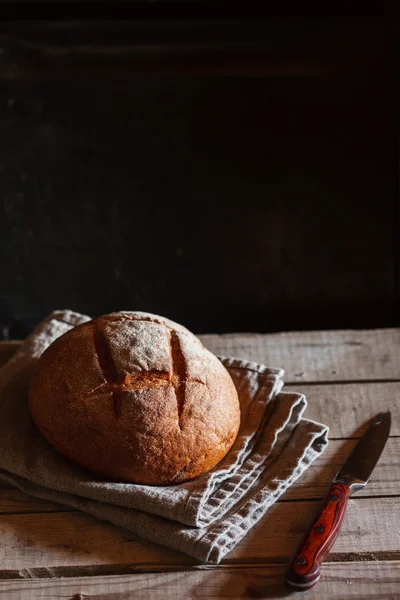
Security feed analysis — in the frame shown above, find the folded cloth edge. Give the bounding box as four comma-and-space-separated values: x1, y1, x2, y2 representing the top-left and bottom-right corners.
0, 310, 330, 563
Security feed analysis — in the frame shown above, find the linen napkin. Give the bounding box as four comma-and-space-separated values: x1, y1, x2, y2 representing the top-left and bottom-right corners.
0, 310, 328, 563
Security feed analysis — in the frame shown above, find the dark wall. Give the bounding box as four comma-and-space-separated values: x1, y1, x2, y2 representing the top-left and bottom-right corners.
0, 21, 399, 337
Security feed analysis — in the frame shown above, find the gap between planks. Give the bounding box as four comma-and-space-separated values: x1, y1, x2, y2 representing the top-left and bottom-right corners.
0, 562, 399, 599
1, 553, 400, 579
285, 378, 400, 386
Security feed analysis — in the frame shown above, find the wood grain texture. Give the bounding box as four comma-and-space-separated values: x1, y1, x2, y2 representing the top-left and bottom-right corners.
283, 437, 400, 499
200, 329, 400, 383
0, 486, 68, 514
296, 382, 400, 437
0, 498, 397, 571
0, 562, 399, 599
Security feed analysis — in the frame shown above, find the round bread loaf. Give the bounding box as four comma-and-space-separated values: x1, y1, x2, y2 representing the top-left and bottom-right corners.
29, 311, 240, 485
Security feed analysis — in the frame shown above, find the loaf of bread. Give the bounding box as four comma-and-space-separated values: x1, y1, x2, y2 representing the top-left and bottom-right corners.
29, 312, 240, 485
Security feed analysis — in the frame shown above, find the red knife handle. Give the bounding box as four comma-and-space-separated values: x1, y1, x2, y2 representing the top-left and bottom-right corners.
285, 482, 350, 591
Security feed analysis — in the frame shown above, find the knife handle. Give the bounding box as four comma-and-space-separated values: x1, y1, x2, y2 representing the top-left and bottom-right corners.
285, 482, 350, 591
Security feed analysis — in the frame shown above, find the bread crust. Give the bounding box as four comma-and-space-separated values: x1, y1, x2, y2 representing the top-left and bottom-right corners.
29, 312, 241, 485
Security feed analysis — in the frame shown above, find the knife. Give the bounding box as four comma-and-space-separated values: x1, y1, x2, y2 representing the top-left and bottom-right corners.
285, 411, 391, 591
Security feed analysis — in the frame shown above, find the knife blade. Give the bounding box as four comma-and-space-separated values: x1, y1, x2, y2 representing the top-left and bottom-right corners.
285, 412, 391, 591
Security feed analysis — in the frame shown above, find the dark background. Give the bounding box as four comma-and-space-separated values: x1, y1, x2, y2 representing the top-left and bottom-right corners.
0, 16, 399, 337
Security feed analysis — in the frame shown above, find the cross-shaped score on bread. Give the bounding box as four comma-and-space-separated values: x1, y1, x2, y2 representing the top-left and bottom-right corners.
29, 311, 241, 484
91, 318, 188, 427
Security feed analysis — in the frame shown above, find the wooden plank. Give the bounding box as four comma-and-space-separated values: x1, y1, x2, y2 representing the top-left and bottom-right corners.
231, 497, 400, 563
200, 329, 400, 383
0, 436, 398, 516
2, 328, 400, 383
299, 383, 399, 501
297, 382, 400, 437
0, 486, 69, 514
283, 436, 400, 500
0, 498, 397, 571
0, 510, 191, 571
0, 562, 399, 599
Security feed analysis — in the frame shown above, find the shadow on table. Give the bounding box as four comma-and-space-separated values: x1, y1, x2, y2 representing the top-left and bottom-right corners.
215, 564, 295, 598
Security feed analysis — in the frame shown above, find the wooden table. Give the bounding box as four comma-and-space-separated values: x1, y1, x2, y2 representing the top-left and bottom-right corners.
0, 329, 399, 599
